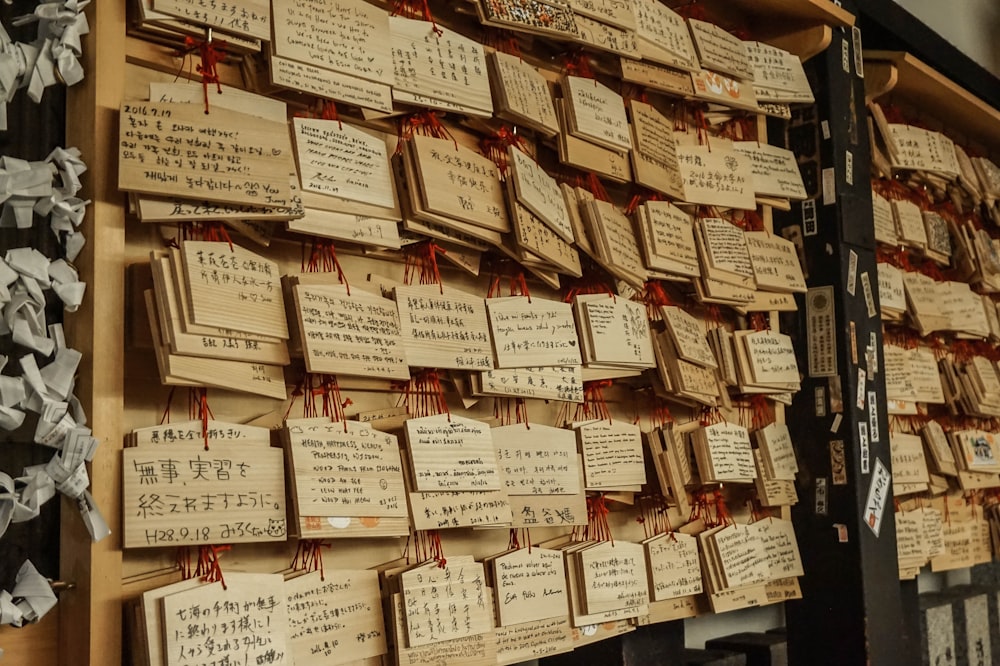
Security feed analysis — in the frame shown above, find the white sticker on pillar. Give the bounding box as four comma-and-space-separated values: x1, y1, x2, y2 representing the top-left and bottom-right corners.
806, 286, 837, 377
803, 199, 818, 236
815, 386, 827, 417
861, 272, 877, 318
822, 168, 836, 205
868, 391, 879, 443
856, 368, 866, 410
859, 422, 870, 474
815, 477, 828, 516
863, 458, 891, 537
852, 27, 865, 79
847, 250, 858, 296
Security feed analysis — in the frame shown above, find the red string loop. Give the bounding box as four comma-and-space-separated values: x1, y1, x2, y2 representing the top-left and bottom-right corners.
391, 0, 443, 35
404, 240, 446, 294
174, 35, 227, 114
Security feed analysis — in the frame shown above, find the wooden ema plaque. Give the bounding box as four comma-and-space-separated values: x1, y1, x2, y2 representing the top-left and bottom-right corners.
643, 532, 702, 601
179, 241, 289, 340
285, 569, 388, 665
491, 547, 569, 626
271, 0, 392, 85
119, 102, 294, 208
404, 414, 502, 492
400, 559, 493, 647
122, 437, 286, 548
486, 296, 583, 368
291, 282, 410, 380
160, 573, 290, 666
152, 0, 270, 40
577, 420, 646, 490
577, 540, 650, 615
284, 418, 407, 517
394, 284, 493, 370
493, 423, 580, 496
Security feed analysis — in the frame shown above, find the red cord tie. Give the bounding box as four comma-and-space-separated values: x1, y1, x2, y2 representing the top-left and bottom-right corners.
562, 48, 596, 79
187, 387, 215, 450
175, 35, 227, 114
391, 0, 443, 35
404, 240, 446, 294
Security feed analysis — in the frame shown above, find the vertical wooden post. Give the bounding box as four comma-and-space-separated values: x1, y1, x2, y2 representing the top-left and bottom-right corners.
776, 5, 918, 664
60, 2, 126, 664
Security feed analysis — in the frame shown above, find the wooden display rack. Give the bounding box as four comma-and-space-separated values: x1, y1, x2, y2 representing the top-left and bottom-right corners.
0, 2, 857, 665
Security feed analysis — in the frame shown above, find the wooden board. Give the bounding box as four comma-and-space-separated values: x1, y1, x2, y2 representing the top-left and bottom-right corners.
492, 547, 569, 626
404, 414, 502, 491
284, 418, 407, 518
486, 296, 582, 368
394, 284, 493, 370
151, 0, 270, 40
161, 574, 290, 665
271, 0, 392, 85
119, 102, 294, 208
577, 420, 646, 489
180, 240, 289, 339
493, 423, 580, 496
285, 570, 387, 666
291, 283, 410, 379
122, 440, 287, 548
292, 118, 396, 209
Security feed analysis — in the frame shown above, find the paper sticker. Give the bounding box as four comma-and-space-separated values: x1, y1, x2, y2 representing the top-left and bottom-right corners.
829, 376, 844, 413
867, 332, 879, 374
841, 38, 850, 74
863, 458, 891, 537
815, 386, 827, 417
821, 121, 831, 140
806, 286, 838, 377
831, 413, 842, 434
845, 150, 854, 185
852, 27, 864, 78
849, 321, 858, 364
860, 272, 876, 318
802, 199, 818, 236
859, 422, 870, 474
815, 477, 828, 516
830, 440, 847, 485
868, 391, 879, 442
835, 523, 849, 543
847, 249, 858, 296
822, 168, 836, 205
856, 368, 866, 409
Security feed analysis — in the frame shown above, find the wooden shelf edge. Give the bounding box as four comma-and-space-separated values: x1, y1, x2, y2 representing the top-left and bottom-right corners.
765, 24, 834, 63
863, 61, 898, 104
863, 49, 1000, 155
729, 0, 854, 28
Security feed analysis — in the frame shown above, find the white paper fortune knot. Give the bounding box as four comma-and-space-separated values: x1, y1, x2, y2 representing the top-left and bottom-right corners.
0, 143, 104, 543
0, 147, 90, 260
0, 560, 57, 632
2, 1, 89, 121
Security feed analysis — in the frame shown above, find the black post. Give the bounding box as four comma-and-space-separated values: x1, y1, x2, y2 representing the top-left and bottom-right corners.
774, 7, 917, 665
539, 620, 685, 666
